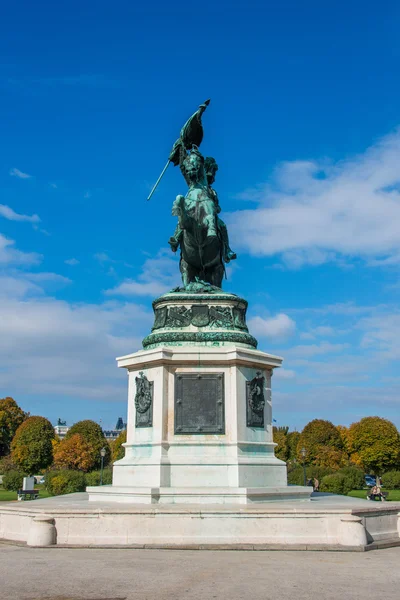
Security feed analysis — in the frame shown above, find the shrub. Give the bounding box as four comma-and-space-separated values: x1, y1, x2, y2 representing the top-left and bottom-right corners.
85, 468, 113, 486
382, 470, 400, 489
337, 466, 364, 490
287, 464, 334, 486
320, 473, 353, 495
287, 465, 304, 485
11, 416, 54, 474
45, 470, 86, 496
2, 470, 26, 491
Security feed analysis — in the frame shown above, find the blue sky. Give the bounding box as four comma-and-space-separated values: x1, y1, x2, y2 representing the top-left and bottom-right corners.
1, 1, 400, 430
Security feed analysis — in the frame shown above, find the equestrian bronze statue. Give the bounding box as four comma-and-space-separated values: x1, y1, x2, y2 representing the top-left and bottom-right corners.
148, 100, 236, 289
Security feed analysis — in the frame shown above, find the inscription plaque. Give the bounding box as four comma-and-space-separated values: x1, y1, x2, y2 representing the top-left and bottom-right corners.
174, 373, 225, 434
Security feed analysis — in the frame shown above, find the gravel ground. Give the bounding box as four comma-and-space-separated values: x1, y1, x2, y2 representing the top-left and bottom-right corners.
1, 543, 399, 600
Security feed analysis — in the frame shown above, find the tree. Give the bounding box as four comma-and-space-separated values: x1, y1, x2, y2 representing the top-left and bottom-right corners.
65, 420, 110, 469
286, 431, 300, 461
297, 419, 344, 469
347, 417, 400, 475
11, 416, 54, 474
112, 429, 127, 462
336, 425, 350, 457
53, 433, 94, 472
273, 427, 289, 462
0, 397, 28, 456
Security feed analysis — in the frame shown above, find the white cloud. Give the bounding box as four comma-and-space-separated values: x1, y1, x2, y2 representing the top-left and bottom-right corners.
0, 295, 150, 398
248, 313, 296, 340
285, 341, 350, 359
274, 368, 296, 380
94, 252, 114, 263
0, 233, 153, 401
0, 234, 42, 266
0, 204, 40, 223
107, 280, 170, 297
65, 258, 80, 266
106, 249, 179, 297
9, 168, 31, 179
358, 312, 400, 359
0, 274, 152, 399
228, 129, 400, 267
25, 272, 71, 285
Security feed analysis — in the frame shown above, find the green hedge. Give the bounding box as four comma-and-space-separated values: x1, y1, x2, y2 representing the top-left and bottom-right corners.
2, 470, 26, 491
85, 468, 112, 486
337, 466, 364, 490
382, 470, 400, 489
320, 473, 354, 495
45, 470, 86, 496
287, 464, 334, 485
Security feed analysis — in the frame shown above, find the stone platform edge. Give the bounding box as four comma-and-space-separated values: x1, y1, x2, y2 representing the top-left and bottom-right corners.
1, 493, 399, 550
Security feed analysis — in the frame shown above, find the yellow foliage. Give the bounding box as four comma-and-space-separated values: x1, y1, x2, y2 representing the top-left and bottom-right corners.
53, 433, 94, 472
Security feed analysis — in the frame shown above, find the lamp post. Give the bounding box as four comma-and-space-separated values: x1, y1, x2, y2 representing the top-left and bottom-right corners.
100, 447, 106, 486
301, 447, 307, 487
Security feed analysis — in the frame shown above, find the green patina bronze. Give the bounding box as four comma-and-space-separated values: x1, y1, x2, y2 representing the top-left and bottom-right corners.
143, 101, 258, 350
142, 331, 258, 350
149, 100, 236, 290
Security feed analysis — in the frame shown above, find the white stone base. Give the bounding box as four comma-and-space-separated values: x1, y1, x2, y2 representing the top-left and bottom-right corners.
1, 493, 399, 550
86, 485, 312, 504
105, 345, 290, 503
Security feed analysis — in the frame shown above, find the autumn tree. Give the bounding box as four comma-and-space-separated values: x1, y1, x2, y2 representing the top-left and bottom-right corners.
347, 417, 400, 475
336, 425, 350, 456
273, 427, 289, 462
286, 431, 300, 461
11, 416, 54, 474
65, 420, 110, 469
53, 433, 94, 472
112, 429, 127, 462
297, 419, 344, 469
0, 397, 28, 456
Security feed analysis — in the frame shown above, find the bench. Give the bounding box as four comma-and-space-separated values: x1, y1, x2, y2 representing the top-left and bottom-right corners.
17, 489, 39, 501
367, 491, 389, 501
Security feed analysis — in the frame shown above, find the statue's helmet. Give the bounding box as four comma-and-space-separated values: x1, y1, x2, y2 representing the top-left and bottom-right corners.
181, 146, 205, 182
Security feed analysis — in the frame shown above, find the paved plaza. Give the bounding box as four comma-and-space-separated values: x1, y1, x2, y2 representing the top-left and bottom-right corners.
1, 543, 399, 600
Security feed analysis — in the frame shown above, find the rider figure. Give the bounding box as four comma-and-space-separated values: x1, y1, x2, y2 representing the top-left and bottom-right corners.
169, 148, 237, 263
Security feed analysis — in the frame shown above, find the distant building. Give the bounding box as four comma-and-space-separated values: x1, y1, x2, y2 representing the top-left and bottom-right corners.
54, 417, 126, 441
54, 418, 69, 440
103, 417, 126, 441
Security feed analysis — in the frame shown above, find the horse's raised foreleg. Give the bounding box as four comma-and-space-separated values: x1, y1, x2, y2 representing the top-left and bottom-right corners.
172, 195, 188, 229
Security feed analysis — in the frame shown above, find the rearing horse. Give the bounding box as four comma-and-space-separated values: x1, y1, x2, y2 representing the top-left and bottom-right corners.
172, 148, 225, 288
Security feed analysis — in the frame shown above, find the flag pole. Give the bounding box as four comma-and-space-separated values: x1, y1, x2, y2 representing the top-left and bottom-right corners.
146, 160, 170, 201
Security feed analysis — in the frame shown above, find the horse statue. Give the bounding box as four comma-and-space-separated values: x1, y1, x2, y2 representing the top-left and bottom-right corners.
147, 99, 236, 289
169, 146, 236, 288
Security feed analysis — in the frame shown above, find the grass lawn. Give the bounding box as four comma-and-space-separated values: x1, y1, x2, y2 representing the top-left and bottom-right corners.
348, 489, 400, 502
0, 484, 50, 502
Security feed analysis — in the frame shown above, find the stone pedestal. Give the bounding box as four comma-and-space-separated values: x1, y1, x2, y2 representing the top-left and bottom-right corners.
88, 289, 311, 504
88, 345, 309, 504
